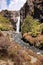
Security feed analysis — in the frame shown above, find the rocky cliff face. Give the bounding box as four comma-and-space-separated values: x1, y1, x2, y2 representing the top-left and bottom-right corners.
20, 0, 43, 22
0, 10, 19, 21
0, 10, 19, 30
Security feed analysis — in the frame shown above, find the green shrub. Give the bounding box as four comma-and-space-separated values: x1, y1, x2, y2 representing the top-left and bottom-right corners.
31, 20, 40, 37
0, 15, 13, 31
21, 16, 33, 34
21, 15, 40, 37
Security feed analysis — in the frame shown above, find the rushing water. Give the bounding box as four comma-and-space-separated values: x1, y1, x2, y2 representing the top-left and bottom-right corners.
16, 16, 20, 33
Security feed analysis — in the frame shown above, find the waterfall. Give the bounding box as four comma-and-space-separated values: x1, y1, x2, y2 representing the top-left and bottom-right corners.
16, 16, 20, 33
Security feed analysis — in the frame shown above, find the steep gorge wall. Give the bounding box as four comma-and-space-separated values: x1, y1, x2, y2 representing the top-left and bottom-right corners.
20, 0, 43, 23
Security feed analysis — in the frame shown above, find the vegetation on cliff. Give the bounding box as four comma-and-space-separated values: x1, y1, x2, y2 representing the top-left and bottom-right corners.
0, 10, 19, 31
0, 15, 13, 31
21, 15, 43, 48
21, 16, 41, 37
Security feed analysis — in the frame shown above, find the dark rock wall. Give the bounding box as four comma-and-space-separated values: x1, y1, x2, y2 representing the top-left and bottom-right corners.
20, 0, 43, 23
33, 0, 43, 22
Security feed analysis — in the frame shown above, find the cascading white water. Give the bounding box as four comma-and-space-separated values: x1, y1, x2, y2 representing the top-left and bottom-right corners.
16, 16, 20, 33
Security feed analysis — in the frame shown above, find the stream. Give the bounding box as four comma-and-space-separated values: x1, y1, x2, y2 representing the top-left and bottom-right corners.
13, 15, 43, 54
12, 32, 43, 54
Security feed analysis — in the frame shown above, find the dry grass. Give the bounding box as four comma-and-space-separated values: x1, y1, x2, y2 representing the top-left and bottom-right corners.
0, 32, 43, 65
23, 33, 43, 48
